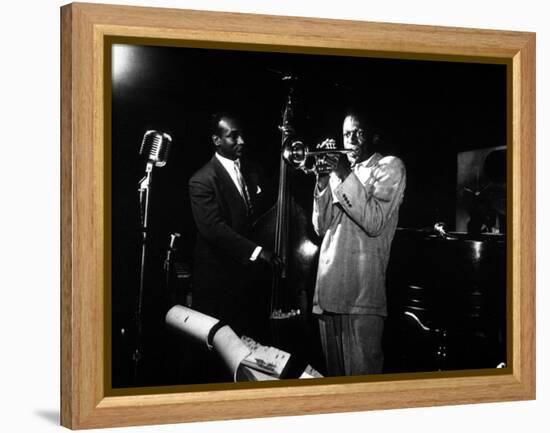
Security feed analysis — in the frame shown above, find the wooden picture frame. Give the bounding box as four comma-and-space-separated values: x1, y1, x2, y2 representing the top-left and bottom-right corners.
61, 2, 535, 429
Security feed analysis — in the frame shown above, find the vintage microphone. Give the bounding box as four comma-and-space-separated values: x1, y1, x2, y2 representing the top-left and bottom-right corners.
140, 130, 172, 166
134, 130, 172, 384
137, 131, 172, 228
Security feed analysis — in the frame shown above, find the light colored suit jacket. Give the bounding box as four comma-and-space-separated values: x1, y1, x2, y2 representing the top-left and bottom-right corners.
312, 153, 406, 316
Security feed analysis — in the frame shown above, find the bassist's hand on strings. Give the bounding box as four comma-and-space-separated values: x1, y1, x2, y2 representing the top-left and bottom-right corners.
258, 249, 284, 276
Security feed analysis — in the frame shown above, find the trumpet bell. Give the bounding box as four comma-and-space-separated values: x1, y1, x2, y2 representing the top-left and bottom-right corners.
282, 140, 308, 170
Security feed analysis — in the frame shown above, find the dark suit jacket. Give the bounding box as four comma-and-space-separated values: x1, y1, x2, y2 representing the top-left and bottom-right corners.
188, 154, 266, 336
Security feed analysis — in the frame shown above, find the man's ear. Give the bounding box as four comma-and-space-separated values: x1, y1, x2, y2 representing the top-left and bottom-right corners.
212, 134, 220, 147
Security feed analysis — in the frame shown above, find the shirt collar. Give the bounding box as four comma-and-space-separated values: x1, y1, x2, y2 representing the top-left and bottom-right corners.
355, 153, 380, 169
215, 152, 240, 171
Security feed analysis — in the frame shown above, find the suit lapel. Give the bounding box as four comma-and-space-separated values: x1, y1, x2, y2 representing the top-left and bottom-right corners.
237, 160, 258, 213
238, 160, 256, 194
211, 155, 248, 214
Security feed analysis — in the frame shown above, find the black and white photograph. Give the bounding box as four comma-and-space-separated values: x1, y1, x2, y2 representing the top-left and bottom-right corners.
4, 0, 548, 431
110, 40, 508, 389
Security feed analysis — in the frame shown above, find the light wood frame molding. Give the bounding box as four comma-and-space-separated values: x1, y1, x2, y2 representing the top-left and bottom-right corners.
61, 2, 535, 429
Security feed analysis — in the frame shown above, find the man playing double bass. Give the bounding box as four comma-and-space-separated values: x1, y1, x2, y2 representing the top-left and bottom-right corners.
189, 113, 282, 350
312, 111, 406, 376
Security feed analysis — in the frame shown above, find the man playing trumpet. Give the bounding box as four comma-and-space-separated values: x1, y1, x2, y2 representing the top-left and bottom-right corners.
311, 111, 406, 376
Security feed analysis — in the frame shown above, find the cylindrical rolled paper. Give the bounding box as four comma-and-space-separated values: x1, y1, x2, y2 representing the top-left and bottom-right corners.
165, 305, 220, 348
212, 325, 252, 382
165, 305, 252, 381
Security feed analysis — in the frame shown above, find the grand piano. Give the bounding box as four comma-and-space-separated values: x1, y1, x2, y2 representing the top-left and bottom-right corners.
384, 227, 507, 373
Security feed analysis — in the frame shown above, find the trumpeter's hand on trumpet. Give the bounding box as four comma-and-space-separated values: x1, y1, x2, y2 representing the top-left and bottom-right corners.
315, 138, 352, 183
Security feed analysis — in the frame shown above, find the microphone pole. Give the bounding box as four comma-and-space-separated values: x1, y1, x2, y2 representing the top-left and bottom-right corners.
134, 130, 172, 385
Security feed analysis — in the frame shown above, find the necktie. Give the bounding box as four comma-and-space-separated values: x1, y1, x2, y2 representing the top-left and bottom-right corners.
234, 160, 252, 215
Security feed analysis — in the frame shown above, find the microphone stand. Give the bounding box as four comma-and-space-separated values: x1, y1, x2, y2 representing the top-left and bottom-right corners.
163, 233, 181, 297
134, 160, 154, 385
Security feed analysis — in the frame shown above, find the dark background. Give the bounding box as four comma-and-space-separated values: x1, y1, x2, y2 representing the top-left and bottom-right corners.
111, 43, 507, 387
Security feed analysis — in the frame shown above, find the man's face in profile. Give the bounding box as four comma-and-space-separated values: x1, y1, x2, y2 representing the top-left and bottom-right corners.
213, 117, 245, 161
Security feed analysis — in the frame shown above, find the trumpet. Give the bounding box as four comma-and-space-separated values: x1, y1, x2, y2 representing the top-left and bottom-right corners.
282, 140, 353, 174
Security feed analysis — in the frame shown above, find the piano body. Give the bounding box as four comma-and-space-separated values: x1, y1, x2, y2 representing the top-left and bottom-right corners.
385, 228, 507, 372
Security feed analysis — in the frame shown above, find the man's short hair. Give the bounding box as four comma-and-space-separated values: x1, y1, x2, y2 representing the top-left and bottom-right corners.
343, 109, 375, 130
209, 112, 230, 137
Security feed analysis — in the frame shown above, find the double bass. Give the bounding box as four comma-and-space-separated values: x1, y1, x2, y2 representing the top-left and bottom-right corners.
252, 76, 320, 356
